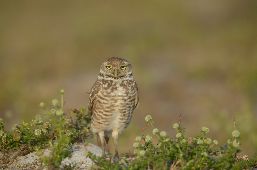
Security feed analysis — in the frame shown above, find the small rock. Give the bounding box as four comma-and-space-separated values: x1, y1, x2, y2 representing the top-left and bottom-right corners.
60, 143, 102, 170
4, 143, 102, 170
8, 152, 42, 170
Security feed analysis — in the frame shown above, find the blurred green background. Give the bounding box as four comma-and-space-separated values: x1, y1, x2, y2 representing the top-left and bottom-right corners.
0, 1, 257, 155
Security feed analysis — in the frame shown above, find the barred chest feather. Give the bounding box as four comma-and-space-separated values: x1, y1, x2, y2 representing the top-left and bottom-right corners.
92, 78, 137, 133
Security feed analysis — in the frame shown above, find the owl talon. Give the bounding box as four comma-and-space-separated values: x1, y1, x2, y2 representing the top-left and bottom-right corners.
112, 153, 119, 163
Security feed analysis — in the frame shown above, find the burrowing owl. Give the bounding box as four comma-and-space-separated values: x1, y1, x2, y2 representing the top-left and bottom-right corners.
88, 57, 138, 159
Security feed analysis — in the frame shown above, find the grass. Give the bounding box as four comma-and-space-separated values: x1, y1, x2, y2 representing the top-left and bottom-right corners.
0, 90, 256, 169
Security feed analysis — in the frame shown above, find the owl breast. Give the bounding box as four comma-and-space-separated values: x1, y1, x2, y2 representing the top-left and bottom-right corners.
91, 79, 137, 133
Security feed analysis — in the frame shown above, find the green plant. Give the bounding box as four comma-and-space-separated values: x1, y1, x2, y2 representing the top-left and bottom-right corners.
1, 90, 257, 169
40, 89, 72, 167
89, 115, 257, 169
0, 89, 91, 168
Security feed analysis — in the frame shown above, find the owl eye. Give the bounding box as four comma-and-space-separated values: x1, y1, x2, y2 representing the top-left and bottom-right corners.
105, 65, 112, 70
120, 65, 127, 70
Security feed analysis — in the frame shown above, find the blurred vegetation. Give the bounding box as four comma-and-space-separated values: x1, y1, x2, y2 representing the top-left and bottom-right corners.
0, 1, 257, 155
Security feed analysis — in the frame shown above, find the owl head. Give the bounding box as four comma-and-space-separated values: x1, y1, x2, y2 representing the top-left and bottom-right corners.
99, 57, 133, 79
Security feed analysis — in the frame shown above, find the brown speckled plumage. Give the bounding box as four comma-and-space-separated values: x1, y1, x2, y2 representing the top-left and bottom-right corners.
88, 57, 138, 159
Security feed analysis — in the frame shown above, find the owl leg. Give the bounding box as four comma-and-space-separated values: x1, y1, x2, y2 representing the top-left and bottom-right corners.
98, 131, 107, 155
112, 129, 119, 162
96, 133, 101, 147
104, 135, 110, 153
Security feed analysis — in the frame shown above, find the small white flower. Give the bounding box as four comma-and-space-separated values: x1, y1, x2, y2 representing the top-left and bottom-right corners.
56, 109, 63, 116
201, 152, 208, 157
213, 140, 218, 145
232, 130, 240, 138
135, 136, 142, 142
204, 138, 212, 145
22, 122, 29, 127
227, 139, 232, 144
41, 129, 47, 134
34, 129, 41, 136
0, 130, 4, 137
133, 142, 139, 148
172, 123, 179, 129
160, 131, 167, 137
232, 140, 240, 148
164, 138, 170, 142
145, 135, 152, 142
35, 117, 43, 124
39, 102, 45, 108
66, 130, 72, 136
152, 128, 159, 135
176, 133, 182, 138
145, 115, 152, 123
60, 89, 65, 94
197, 139, 203, 144
201, 127, 209, 133
139, 150, 146, 156
51, 99, 59, 106
181, 139, 187, 143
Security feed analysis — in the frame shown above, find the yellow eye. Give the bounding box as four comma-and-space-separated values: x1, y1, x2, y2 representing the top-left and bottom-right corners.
120, 65, 127, 70
105, 65, 112, 70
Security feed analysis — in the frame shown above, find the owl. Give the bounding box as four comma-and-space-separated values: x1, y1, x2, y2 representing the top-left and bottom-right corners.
88, 57, 138, 160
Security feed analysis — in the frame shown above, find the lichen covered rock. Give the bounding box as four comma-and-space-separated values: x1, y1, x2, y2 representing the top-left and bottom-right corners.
8, 152, 42, 170
2, 143, 102, 170
60, 143, 102, 169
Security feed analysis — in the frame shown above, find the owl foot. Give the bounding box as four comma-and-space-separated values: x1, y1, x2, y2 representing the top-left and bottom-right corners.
112, 153, 119, 163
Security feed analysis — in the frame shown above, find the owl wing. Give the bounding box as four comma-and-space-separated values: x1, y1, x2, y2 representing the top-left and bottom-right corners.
88, 79, 102, 116
133, 81, 139, 109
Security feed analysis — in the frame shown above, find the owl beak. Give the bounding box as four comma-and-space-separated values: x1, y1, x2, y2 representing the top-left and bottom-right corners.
114, 69, 118, 78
